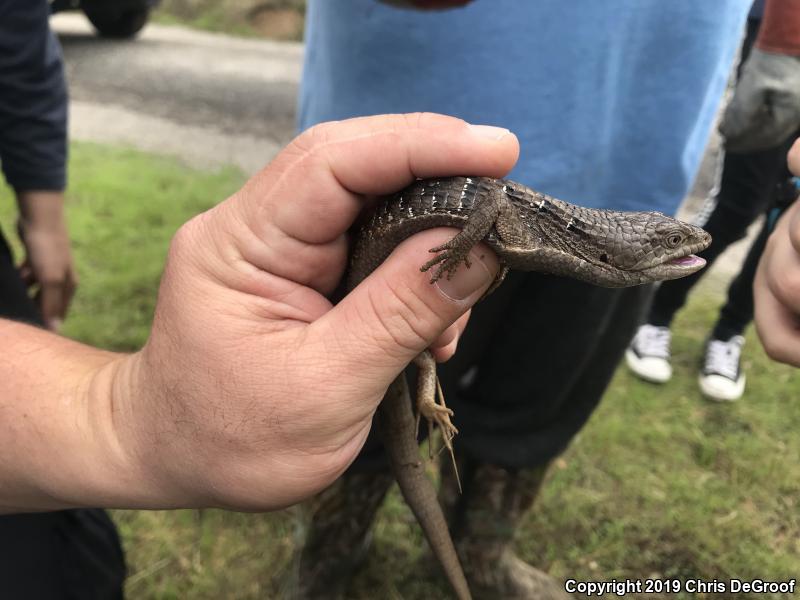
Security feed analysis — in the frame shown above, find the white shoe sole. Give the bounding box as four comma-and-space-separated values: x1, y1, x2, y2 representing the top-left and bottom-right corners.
698, 373, 745, 401
625, 349, 672, 383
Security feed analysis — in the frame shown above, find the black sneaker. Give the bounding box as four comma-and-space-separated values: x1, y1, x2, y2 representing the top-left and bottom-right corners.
625, 324, 673, 383
699, 335, 746, 401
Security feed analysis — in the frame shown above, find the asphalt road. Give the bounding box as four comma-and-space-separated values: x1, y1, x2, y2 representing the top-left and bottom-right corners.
53, 13, 753, 277
52, 14, 302, 174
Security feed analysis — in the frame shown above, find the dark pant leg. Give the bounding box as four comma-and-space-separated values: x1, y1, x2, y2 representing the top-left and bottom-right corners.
345, 271, 652, 471
710, 217, 771, 341
647, 144, 791, 328
439, 272, 654, 467
710, 165, 800, 339
0, 230, 126, 599
0, 232, 42, 324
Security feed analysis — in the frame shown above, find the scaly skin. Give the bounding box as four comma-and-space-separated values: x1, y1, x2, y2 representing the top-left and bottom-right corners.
347, 176, 711, 600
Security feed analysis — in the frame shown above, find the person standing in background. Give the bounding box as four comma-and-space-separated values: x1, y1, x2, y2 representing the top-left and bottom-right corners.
627, 0, 800, 401
0, 1, 126, 597
291, 1, 756, 598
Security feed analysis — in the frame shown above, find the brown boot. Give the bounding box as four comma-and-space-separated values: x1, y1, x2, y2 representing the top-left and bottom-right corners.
288, 470, 394, 600
439, 457, 572, 600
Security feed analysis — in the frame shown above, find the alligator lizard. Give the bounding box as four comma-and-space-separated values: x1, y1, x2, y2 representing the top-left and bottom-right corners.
346, 176, 711, 600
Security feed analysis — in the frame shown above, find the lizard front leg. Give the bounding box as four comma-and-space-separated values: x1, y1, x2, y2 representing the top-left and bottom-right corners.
421, 186, 502, 282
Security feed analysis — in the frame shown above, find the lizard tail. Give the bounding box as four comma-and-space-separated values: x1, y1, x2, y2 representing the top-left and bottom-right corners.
379, 374, 472, 600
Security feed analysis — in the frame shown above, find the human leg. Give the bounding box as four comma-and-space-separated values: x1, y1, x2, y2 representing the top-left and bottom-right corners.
628, 144, 792, 384
700, 165, 799, 400
290, 470, 394, 600
648, 147, 788, 329
293, 272, 650, 598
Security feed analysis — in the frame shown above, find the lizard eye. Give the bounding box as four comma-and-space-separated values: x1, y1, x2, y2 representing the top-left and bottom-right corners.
666, 233, 684, 248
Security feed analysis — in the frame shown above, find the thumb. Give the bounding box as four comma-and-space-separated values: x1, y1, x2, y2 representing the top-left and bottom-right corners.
314, 228, 499, 383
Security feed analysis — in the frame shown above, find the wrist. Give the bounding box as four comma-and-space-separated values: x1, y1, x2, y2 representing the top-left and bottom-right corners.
0, 323, 154, 511
16, 190, 67, 231
32, 350, 172, 509
17, 349, 189, 510
87, 350, 209, 508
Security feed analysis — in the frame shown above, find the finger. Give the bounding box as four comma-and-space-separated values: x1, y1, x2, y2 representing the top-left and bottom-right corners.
789, 138, 800, 176
754, 258, 800, 367
788, 200, 800, 255
312, 231, 499, 393
430, 311, 471, 362
764, 210, 800, 317
18, 260, 35, 287
63, 268, 78, 316
226, 114, 518, 290
39, 282, 66, 332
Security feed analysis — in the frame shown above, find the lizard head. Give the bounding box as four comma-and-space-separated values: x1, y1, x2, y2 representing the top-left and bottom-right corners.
521, 200, 712, 288
562, 209, 712, 287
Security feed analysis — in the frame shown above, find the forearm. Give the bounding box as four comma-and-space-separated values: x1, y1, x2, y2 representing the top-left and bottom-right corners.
0, 320, 155, 512
16, 190, 66, 228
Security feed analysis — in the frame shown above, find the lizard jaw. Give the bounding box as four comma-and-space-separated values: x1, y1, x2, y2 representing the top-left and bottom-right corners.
639, 253, 707, 281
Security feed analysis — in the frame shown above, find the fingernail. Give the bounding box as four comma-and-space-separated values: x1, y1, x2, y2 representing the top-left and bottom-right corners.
468, 124, 510, 141
435, 249, 495, 300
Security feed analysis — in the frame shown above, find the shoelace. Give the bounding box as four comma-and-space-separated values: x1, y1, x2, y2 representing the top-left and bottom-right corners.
704, 339, 740, 380
637, 326, 670, 359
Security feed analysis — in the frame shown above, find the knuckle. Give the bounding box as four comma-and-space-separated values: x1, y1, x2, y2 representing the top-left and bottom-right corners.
170, 214, 207, 259
365, 283, 439, 359
401, 111, 462, 131
293, 121, 335, 154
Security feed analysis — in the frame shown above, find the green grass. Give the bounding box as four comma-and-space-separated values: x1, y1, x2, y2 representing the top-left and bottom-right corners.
1, 143, 798, 598
153, 9, 259, 39
0, 143, 244, 350
153, 0, 306, 40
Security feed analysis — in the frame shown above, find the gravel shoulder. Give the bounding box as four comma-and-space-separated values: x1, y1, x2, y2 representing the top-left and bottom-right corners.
53, 13, 302, 174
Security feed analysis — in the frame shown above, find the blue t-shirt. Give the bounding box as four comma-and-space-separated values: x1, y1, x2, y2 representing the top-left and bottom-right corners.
299, 0, 751, 214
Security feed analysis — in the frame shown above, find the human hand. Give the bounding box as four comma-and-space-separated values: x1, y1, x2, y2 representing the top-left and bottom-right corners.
96, 114, 517, 511
719, 49, 800, 153
16, 190, 77, 331
377, 0, 473, 10
754, 139, 800, 366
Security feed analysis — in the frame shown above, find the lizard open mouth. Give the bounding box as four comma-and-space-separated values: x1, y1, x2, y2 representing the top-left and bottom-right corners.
632, 250, 708, 282
667, 254, 706, 268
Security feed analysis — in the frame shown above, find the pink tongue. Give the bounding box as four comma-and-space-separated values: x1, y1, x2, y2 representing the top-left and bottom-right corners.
670, 255, 706, 267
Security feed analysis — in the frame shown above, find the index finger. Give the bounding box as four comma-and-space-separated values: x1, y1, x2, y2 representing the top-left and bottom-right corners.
238, 113, 519, 245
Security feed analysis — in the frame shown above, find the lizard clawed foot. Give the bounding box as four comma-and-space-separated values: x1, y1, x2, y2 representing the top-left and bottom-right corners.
413, 353, 463, 492
415, 376, 463, 493
421, 238, 473, 283
418, 397, 459, 448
